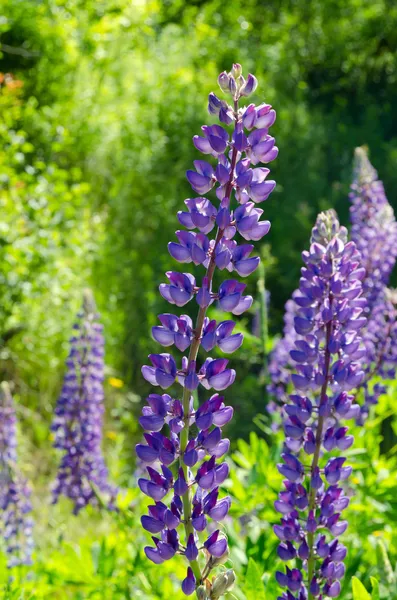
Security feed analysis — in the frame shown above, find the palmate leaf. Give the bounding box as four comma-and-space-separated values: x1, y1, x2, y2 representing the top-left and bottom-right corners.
243, 558, 266, 600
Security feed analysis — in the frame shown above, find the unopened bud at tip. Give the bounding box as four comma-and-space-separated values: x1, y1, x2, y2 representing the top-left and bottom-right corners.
231, 63, 242, 78
217, 72, 230, 94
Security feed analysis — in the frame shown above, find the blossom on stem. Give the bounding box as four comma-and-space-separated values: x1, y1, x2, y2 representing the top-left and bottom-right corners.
350, 147, 397, 308
138, 64, 278, 598
51, 290, 117, 514
0, 382, 34, 569
349, 148, 397, 421
267, 293, 299, 409
275, 210, 366, 599
268, 148, 397, 423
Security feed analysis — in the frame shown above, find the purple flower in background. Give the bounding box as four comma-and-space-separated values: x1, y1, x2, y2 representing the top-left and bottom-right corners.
350, 147, 397, 308
51, 290, 117, 514
349, 148, 397, 421
0, 382, 34, 569
268, 147, 397, 424
356, 287, 397, 423
275, 210, 366, 599
138, 65, 278, 598
267, 293, 299, 409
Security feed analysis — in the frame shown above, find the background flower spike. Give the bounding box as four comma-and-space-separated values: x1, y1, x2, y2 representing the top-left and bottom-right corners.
51, 290, 117, 514
275, 210, 366, 599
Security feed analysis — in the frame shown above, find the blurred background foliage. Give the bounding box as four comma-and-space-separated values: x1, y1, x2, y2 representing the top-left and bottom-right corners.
2, 0, 397, 434
0, 0, 397, 597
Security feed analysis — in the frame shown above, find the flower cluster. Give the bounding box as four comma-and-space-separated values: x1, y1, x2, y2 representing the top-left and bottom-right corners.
267, 292, 299, 408
51, 290, 116, 514
0, 382, 34, 569
275, 210, 367, 599
349, 147, 397, 308
356, 287, 397, 423
348, 148, 397, 421
138, 64, 278, 598
268, 147, 397, 424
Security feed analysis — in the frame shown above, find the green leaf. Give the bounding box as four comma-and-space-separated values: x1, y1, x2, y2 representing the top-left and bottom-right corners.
370, 577, 380, 600
244, 558, 266, 600
352, 577, 372, 600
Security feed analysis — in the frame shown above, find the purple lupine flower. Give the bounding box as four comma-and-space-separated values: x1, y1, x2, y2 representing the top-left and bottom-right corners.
152, 314, 243, 355
350, 147, 397, 308
0, 382, 34, 569
138, 64, 278, 598
348, 148, 397, 421
268, 211, 347, 411
355, 285, 397, 423
267, 293, 300, 410
275, 210, 367, 599
269, 147, 397, 423
51, 290, 117, 514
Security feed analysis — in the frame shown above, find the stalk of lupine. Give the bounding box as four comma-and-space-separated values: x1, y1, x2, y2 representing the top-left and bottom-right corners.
269, 148, 397, 420
138, 64, 278, 598
350, 147, 397, 308
255, 259, 270, 378
51, 290, 117, 514
275, 210, 367, 600
0, 382, 34, 569
349, 148, 397, 421
267, 292, 299, 410
267, 210, 357, 410
356, 288, 397, 423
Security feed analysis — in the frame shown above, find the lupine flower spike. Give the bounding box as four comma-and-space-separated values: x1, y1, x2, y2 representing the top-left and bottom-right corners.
349, 147, 397, 422
267, 293, 300, 408
268, 147, 397, 423
0, 382, 34, 570
138, 64, 278, 598
350, 147, 397, 307
275, 210, 367, 599
51, 290, 117, 513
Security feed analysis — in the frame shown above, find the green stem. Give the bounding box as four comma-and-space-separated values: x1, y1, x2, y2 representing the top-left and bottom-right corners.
257, 260, 268, 379
179, 100, 240, 585
179, 290, 215, 582
307, 309, 333, 597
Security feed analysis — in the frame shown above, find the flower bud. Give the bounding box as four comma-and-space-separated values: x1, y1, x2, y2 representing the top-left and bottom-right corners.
210, 569, 236, 598
230, 63, 242, 78
228, 76, 237, 98
217, 72, 230, 93
240, 74, 258, 97
196, 586, 208, 600
208, 92, 222, 115
236, 74, 245, 91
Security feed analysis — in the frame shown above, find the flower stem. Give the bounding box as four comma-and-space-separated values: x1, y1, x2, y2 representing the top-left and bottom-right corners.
307, 305, 333, 598
178, 102, 240, 585
257, 260, 268, 379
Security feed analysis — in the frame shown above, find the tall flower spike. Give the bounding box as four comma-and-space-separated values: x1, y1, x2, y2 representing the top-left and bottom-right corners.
355, 283, 397, 425
51, 290, 117, 514
0, 382, 34, 569
139, 65, 278, 598
275, 210, 367, 600
349, 148, 397, 422
269, 148, 397, 421
267, 292, 299, 410
350, 147, 397, 308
